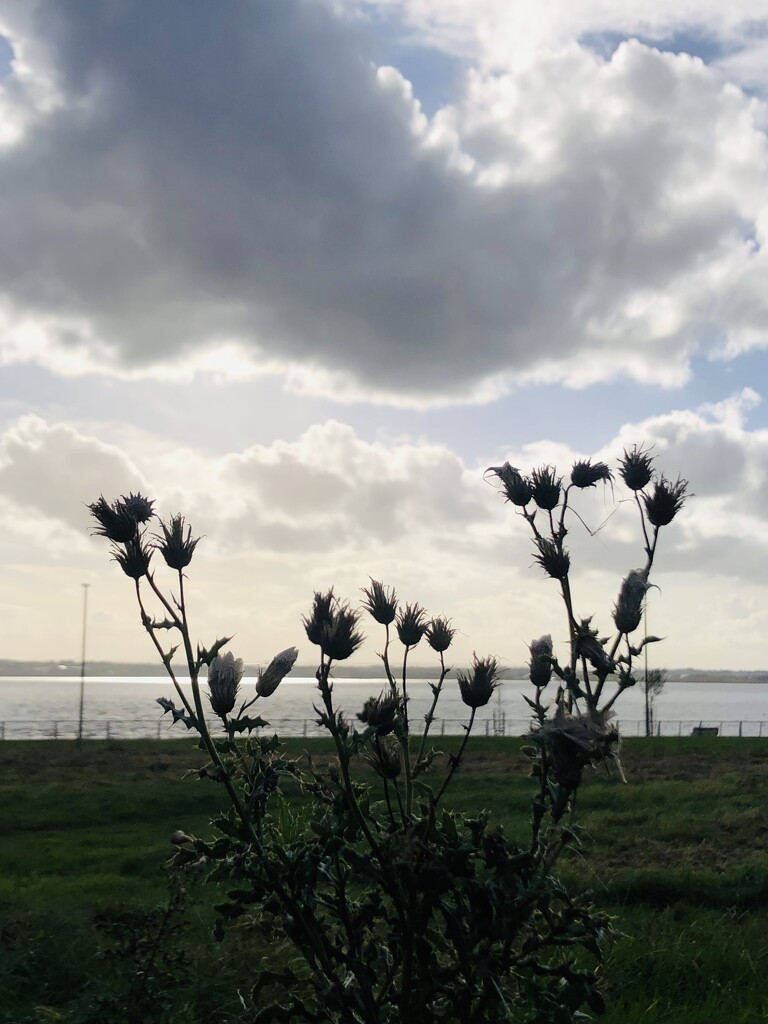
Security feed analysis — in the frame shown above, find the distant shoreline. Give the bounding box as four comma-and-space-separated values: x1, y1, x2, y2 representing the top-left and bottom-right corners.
0, 659, 767, 684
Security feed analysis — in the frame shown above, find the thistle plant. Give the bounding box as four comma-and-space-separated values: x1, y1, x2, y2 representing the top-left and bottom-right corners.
487, 446, 689, 828
88, 448, 687, 1023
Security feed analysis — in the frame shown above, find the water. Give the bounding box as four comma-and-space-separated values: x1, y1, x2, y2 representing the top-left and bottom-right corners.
1, 676, 767, 739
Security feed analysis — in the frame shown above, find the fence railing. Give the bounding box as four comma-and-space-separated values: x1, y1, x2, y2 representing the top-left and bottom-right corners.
0, 717, 766, 741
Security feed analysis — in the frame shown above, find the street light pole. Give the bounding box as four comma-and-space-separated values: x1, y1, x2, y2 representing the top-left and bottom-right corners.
77, 584, 90, 743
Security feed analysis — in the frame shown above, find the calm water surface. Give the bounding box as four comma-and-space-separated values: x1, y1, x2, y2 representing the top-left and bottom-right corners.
1, 676, 767, 739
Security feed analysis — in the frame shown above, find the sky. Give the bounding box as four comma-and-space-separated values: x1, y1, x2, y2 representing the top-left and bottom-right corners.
1, 0, 768, 673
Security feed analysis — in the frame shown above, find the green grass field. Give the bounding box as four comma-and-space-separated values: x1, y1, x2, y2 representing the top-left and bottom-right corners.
1, 737, 767, 1022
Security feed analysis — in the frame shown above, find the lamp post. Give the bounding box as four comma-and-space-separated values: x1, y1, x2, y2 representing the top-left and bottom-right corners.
77, 583, 90, 743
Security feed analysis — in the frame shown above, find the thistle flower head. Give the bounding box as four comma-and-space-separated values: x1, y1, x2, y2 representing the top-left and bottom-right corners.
537, 713, 620, 791
396, 602, 429, 648
426, 616, 455, 653
531, 466, 562, 511
457, 654, 500, 709
486, 462, 533, 507
570, 460, 612, 489
119, 492, 155, 524
619, 445, 654, 491
303, 590, 336, 647
361, 579, 398, 625
643, 475, 689, 528
533, 537, 570, 580
574, 618, 613, 675
155, 514, 201, 570
613, 569, 649, 635
357, 692, 401, 736
111, 536, 153, 579
88, 495, 139, 543
528, 634, 553, 688
256, 646, 299, 698
365, 737, 402, 779
304, 591, 364, 661
207, 651, 244, 717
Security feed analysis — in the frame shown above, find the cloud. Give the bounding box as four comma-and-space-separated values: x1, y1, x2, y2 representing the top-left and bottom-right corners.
348, 0, 768, 76
2, 392, 768, 665
0, 1, 765, 404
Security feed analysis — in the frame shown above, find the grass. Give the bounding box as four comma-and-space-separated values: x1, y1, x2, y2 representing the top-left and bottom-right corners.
1, 737, 768, 1021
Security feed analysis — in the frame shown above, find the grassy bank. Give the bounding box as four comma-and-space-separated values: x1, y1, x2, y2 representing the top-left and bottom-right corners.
2, 737, 767, 1022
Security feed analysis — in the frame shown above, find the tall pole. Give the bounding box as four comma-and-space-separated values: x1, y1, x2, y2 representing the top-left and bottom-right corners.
77, 584, 90, 743
644, 596, 650, 738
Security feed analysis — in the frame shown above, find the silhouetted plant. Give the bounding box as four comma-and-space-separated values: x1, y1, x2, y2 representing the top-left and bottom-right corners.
88, 446, 687, 1023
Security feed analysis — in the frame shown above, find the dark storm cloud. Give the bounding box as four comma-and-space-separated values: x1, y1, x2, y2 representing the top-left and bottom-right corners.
0, 0, 766, 399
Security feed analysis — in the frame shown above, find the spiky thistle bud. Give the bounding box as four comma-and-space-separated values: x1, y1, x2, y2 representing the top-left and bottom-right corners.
396, 603, 429, 648
487, 463, 533, 506
643, 476, 689, 528
303, 591, 336, 647
457, 654, 500, 709
119, 492, 155, 524
533, 537, 570, 580
574, 619, 613, 675
531, 466, 562, 511
357, 692, 401, 736
619, 445, 654, 491
111, 536, 153, 579
256, 646, 299, 698
365, 738, 402, 779
570, 460, 612, 489
613, 569, 649, 635
426, 616, 455, 653
529, 635, 553, 688
155, 515, 200, 570
361, 579, 398, 625
88, 495, 139, 543
207, 652, 243, 717
304, 591, 364, 661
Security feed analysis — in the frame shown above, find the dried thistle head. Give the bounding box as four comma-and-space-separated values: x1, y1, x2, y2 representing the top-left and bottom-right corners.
574, 618, 613, 675
365, 737, 402, 779
357, 692, 401, 736
119, 492, 155, 524
570, 460, 612, 489
256, 646, 299, 698
643, 475, 689, 528
613, 569, 649, 635
536, 712, 621, 790
155, 514, 201, 570
531, 466, 562, 511
361, 579, 398, 625
619, 445, 654, 491
303, 590, 336, 647
533, 537, 570, 580
396, 602, 429, 648
528, 634, 553, 688
426, 616, 455, 653
207, 652, 244, 717
111, 535, 153, 579
457, 654, 500, 709
487, 462, 533, 507
88, 495, 139, 543
304, 591, 364, 661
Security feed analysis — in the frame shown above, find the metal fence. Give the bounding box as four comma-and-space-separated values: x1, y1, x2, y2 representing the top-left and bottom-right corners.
1, 717, 767, 741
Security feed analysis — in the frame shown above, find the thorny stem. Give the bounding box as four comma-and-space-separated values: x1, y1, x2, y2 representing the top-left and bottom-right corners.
401, 645, 414, 817
317, 656, 388, 863
381, 623, 397, 694
145, 571, 183, 630
434, 706, 477, 806
164, 569, 254, 840
134, 579, 194, 718
415, 651, 448, 773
